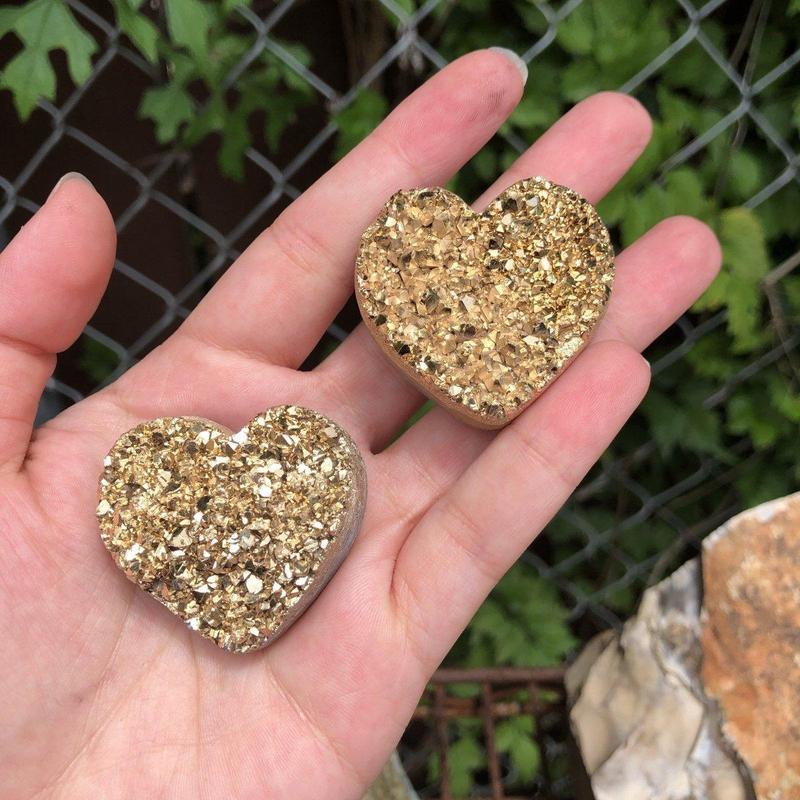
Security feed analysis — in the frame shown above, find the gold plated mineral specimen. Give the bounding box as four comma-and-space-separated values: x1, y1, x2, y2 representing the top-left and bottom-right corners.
355, 177, 615, 428
97, 405, 366, 653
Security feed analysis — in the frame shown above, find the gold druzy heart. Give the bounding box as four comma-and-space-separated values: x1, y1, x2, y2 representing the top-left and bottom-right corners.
97, 405, 366, 653
355, 177, 614, 428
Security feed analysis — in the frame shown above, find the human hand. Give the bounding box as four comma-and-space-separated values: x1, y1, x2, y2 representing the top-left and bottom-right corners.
0, 49, 720, 799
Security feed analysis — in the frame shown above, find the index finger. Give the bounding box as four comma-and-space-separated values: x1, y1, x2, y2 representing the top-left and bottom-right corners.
180, 49, 526, 367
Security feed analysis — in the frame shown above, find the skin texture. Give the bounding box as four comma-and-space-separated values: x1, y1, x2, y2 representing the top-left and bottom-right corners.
0, 50, 721, 800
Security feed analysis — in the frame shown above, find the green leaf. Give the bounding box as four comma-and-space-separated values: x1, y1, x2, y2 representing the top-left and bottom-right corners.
496, 716, 540, 782
219, 106, 251, 180
684, 332, 741, 380
556, 3, 594, 55
447, 734, 484, 796
379, 0, 416, 24
695, 207, 770, 351
685, 404, 724, 457
465, 565, 576, 668
263, 93, 299, 152
727, 393, 780, 449
560, 58, 607, 102
768, 375, 800, 423
620, 183, 669, 246
114, 0, 159, 63
725, 149, 762, 203
139, 83, 194, 142
508, 90, 560, 131
79, 336, 120, 383
0, 48, 53, 120
662, 26, 728, 97
334, 89, 389, 159
641, 390, 684, 456
664, 167, 709, 220
165, 0, 212, 59
736, 467, 793, 507
0, 0, 97, 119
471, 147, 498, 183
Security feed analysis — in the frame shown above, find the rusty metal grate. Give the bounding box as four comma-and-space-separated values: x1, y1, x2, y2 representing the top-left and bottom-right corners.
406, 667, 569, 799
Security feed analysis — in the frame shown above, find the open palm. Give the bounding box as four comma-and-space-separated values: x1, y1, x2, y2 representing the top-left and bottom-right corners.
1, 50, 720, 800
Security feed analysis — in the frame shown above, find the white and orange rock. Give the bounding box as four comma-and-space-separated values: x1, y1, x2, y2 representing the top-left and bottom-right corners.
567, 492, 800, 800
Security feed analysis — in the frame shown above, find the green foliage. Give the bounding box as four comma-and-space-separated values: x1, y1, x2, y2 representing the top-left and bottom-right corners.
695, 207, 771, 351
136, 1, 314, 179
456, 565, 576, 668
1, 0, 313, 178
79, 336, 120, 384
333, 89, 389, 159
0, 0, 96, 119
114, 0, 159, 64
429, 565, 575, 790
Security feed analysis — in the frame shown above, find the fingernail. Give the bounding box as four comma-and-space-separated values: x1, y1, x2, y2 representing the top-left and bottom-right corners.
489, 47, 528, 86
48, 172, 94, 200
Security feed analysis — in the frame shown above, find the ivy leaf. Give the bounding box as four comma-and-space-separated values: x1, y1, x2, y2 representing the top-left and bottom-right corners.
0, 0, 97, 119
139, 83, 194, 142
113, 0, 159, 63
165, 0, 212, 60
0, 48, 53, 121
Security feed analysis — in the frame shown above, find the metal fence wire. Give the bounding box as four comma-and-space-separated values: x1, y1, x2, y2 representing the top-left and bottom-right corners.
2, 0, 800, 796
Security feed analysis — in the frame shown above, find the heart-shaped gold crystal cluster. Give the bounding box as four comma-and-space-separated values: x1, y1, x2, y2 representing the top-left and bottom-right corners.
356, 177, 614, 428
97, 405, 365, 653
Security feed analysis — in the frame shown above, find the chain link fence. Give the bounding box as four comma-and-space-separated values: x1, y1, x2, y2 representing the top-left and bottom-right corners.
2, 0, 799, 796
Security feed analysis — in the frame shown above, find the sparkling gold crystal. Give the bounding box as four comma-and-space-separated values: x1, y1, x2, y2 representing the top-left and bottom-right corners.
97, 405, 365, 653
355, 177, 614, 427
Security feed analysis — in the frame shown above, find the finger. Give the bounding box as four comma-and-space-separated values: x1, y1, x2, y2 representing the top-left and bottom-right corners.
379, 213, 721, 531
592, 215, 722, 350
180, 49, 526, 368
389, 340, 650, 668
475, 91, 653, 207
0, 174, 116, 472
319, 91, 653, 450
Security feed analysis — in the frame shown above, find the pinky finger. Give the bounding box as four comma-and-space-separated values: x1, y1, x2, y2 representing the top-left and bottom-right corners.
0, 174, 115, 472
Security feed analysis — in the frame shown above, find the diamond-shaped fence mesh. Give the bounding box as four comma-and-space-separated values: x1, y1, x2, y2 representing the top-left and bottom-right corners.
2, 0, 799, 796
